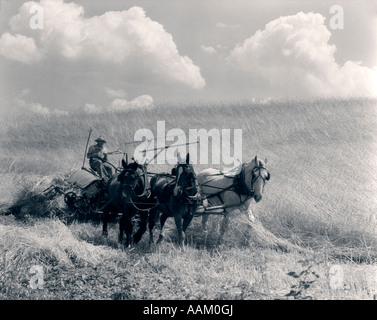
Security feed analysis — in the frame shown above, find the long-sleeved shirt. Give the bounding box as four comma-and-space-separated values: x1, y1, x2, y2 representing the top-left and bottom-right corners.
87, 144, 108, 161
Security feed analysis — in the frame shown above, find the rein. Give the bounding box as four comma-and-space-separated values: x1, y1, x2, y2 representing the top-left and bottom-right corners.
127, 198, 160, 212
250, 165, 270, 193
200, 163, 270, 204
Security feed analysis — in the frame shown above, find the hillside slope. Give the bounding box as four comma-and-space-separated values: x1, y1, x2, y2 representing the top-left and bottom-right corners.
1, 98, 376, 299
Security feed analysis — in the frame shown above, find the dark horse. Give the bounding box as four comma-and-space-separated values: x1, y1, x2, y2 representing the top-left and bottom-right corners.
101, 159, 156, 247
150, 153, 202, 246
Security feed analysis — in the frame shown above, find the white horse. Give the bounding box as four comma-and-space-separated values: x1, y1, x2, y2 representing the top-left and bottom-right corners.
197, 155, 270, 243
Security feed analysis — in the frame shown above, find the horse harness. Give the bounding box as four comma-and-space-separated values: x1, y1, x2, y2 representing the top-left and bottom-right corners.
200, 163, 270, 209
120, 164, 198, 211
115, 162, 270, 214
117, 167, 158, 212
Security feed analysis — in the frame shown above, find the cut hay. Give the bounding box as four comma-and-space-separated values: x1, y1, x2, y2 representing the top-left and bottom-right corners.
163, 211, 310, 253
2, 173, 75, 221
245, 219, 309, 252
0, 218, 123, 268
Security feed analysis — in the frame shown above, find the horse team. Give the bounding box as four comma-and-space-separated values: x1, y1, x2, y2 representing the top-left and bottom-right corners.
101, 153, 270, 247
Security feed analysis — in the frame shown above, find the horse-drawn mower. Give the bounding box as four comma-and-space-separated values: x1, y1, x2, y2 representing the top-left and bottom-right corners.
3, 168, 108, 223
7, 130, 128, 222
40, 168, 108, 222
35, 129, 128, 222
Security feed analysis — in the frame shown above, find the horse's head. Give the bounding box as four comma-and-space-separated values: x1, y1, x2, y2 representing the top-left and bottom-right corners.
117, 159, 150, 202
244, 155, 270, 203
117, 160, 140, 199
173, 153, 201, 202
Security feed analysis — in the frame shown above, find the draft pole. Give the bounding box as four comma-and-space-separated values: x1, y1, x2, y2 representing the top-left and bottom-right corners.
82, 127, 93, 169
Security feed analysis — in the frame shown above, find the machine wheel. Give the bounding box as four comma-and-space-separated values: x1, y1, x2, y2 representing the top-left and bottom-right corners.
64, 191, 77, 209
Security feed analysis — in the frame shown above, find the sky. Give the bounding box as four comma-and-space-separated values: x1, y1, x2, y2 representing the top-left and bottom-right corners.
0, 0, 376, 114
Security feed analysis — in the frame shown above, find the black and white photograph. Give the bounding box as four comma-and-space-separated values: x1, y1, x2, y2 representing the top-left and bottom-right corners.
0, 0, 376, 305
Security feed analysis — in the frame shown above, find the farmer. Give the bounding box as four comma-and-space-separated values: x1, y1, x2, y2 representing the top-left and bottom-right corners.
87, 136, 113, 181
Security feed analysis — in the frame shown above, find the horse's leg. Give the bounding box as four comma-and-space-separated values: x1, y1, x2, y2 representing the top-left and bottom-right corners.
246, 204, 255, 224
118, 213, 126, 243
148, 209, 157, 245
124, 213, 133, 248
181, 206, 194, 246
174, 212, 184, 247
201, 214, 210, 245
218, 211, 230, 244
169, 197, 187, 247
182, 206, 194, 233
102, 210, 109, 237
202, 214, 209, 232
133, 212, 147, 244
157, 210, 169, 244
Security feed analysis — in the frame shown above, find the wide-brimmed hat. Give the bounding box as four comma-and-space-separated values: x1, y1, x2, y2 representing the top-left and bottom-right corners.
95, 136, 106, 143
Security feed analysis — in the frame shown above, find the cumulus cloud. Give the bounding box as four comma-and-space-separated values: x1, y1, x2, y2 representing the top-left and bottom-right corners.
201, 45, 217, 54
15, 97, 67, 115
104, 88, 127, 99
83, 103, 102, 114
108, 95, 154, 111
228, 12, 377, 97
83, 95, 154, 113
215, 22, 241, 29
15, 98, 50, 114
0, 33, 43, 64
21, 88, 31, 96
1, 0, 205, 89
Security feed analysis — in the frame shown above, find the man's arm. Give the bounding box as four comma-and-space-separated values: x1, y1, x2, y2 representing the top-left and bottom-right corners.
87, 146, 104, 160
87, 145, 95, 159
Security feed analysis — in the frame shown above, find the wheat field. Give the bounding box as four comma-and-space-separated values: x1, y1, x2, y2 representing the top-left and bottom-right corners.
1, 97, 377, 300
